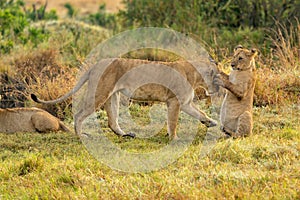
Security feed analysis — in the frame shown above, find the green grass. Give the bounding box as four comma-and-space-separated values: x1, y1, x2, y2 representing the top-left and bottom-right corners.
0, 105, 299, 199
1, 2, 299, 199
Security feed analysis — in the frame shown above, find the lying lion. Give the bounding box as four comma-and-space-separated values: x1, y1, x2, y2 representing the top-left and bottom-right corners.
32, 58, 220, 139
0, 107, 70, 133
214, 45, 257, 137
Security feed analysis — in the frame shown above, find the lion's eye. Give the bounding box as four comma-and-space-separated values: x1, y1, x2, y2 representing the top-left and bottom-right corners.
238, 57, 243, 60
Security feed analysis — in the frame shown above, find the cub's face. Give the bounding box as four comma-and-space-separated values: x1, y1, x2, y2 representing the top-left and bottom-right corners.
231, 45, 258, 71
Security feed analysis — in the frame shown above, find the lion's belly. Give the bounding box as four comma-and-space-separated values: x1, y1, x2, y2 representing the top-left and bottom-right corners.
121, 84, 175, 102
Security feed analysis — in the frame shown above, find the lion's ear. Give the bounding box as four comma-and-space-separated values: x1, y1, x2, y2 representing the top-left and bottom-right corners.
234, 45, 243, 52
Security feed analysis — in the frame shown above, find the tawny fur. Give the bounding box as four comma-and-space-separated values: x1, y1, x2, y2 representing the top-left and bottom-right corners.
0, 107, 70, 133
32, 58, 219, 139
214, 45, 257, 138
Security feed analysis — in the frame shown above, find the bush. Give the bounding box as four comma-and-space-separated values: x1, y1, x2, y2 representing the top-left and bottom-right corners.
64, 3, 78, 18
266, 21, 300, 71
25, 0, 58, 21
1, 0, 299, 116
121, 0, 202, 32
122, 0, 300, 29
0, 49, 78, 119
0, 73, 27, 108
87, 4, 118, 31
0, 0, 57, 54
121, 0, 299, 55
30, 20, 111, 66
0, 0, 28, 53
255, 68, 300, 106
16, 49, 78, 119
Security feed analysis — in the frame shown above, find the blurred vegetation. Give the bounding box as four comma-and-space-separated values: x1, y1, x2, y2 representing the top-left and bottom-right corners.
122, 0, 300, 29
0, 2, 299, 199
0, 0, 299, 117
87, 4, 119, 31
1, 0, 298, 57
121, 0, 300, 53
64, 3, 78, 18
0, 0, 57, 53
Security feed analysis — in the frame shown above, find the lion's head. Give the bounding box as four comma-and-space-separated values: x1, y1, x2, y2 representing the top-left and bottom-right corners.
231, 45, 258, 71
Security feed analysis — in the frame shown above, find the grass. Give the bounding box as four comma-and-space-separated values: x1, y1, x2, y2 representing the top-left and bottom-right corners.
0, 105, 299, 199
1, 2, 299, 199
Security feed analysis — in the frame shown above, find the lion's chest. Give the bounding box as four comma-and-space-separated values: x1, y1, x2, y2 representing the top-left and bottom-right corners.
229, 71, 251, 84
221, 71, 254, 123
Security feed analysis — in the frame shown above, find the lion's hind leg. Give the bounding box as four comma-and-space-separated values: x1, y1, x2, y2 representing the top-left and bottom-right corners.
31, 111, 60, 132
232, 111, 252, 138
221, 126, 235, 137
104, 92, 135, 138
167, 98, 180, 140
74, 78, 113, 137
74, 106, 94, 136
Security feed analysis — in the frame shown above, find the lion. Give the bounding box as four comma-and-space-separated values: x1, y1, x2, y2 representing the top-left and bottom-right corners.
213, 45, 258, 138
0, 107, 70, 133
31, 58, 220, 139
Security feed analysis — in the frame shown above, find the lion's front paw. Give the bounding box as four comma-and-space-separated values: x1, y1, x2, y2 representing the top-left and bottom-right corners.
122, 132, 136, 138
213, 74, 225, 87
202, 119, 218, 127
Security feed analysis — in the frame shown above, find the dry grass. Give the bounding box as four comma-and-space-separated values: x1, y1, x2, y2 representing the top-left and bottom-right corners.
0, 48, 78, 119
255, 68, 300, 106
254, 20, 300, 106
0, 15, 299, 199
206, 22, 300, 107
267, 20, 300, 71
1, 19, 110, 117
19, 49, 78, 119
0, 105, 299, 199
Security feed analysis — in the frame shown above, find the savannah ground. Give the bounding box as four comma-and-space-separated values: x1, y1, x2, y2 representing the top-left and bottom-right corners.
0, 0, 299, 199
0, 105, 299, 199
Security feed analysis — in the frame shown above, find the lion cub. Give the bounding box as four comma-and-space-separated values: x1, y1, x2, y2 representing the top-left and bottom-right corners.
0, 107, 70, 133
214, 45, 257, 137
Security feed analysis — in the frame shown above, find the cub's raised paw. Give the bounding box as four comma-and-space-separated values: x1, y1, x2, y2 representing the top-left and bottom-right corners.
213, 74, 225, 87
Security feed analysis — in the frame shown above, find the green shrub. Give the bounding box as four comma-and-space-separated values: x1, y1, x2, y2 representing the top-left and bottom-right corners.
120, 0, 298, 58
0, 0, 28, 39
121, 0, 203, 32
25, 1, 58, 21
122, 0, 300, 29
87, 4, 118, 31
64, 3, 78, 18
0, 0, 57, 54
0, 39, 14, 54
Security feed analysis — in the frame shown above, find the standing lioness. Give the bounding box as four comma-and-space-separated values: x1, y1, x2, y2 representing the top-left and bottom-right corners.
214, 45, 257, 137
32, 58, 220, 139
0, 107, 70, 133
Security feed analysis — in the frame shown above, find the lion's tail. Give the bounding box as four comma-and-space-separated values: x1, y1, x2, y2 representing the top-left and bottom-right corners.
31, 70, 89, 104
